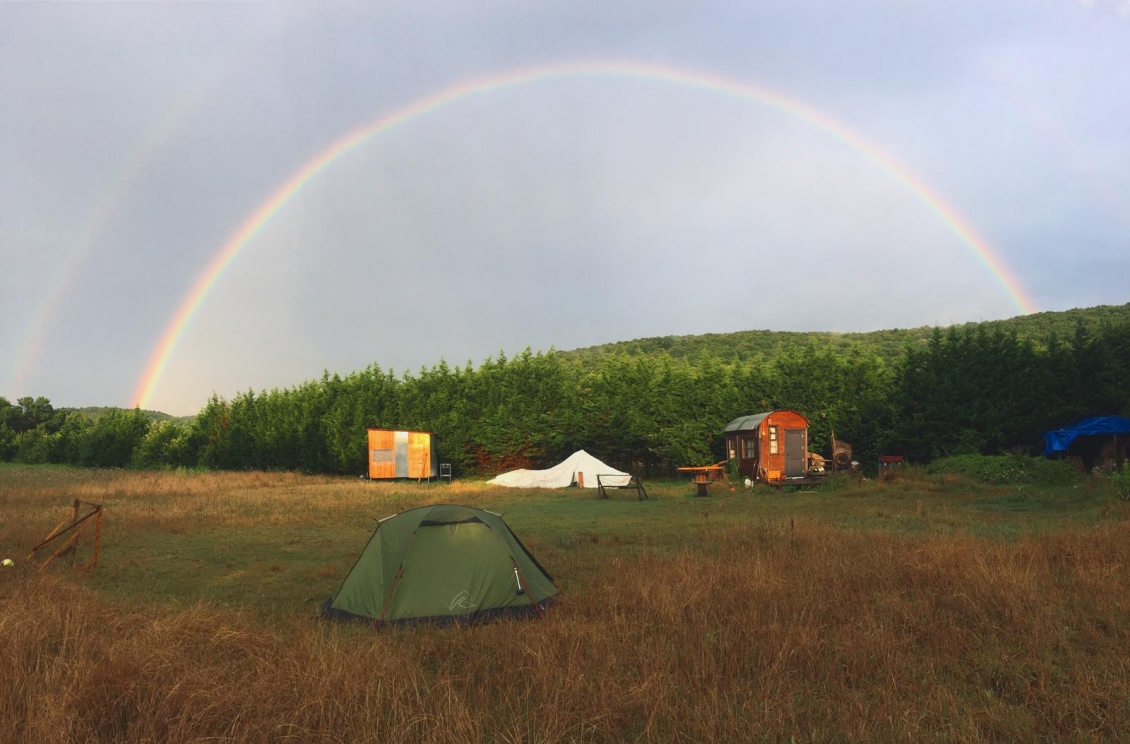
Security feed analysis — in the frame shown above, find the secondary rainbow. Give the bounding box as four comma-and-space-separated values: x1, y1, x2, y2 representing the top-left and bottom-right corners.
6, 91, 205, 397
131, 60, 1038, 409
6, 2, 317, 398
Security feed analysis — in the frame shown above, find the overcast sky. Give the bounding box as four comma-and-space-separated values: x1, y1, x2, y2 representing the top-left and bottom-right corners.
2, 0, 1128, 414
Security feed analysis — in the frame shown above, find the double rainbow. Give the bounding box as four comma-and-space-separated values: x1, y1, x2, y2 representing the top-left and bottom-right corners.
131, 60, 1037, 409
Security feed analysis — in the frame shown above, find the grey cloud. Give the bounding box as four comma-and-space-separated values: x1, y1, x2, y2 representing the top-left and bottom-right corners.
1, 0, 1126, 412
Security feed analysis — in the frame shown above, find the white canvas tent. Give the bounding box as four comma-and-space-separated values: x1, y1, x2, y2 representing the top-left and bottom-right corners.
488, 450, 631, 489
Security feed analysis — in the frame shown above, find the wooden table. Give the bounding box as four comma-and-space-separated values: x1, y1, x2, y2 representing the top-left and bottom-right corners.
677, 465, 724, 497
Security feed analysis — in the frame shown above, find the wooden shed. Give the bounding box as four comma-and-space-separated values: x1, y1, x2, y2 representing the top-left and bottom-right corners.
367, 429, 438, 480
722, 410, 812, 485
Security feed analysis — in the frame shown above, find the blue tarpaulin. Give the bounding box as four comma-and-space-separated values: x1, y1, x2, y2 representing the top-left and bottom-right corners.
1044, 416, 1130, 456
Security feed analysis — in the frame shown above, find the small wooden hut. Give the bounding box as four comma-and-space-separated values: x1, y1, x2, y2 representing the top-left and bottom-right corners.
367, 429, 438, 480
722, 410, 814, 485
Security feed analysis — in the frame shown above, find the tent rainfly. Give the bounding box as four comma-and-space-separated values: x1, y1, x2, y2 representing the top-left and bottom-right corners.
322, 504, 557, 625
487, 450, 631, 489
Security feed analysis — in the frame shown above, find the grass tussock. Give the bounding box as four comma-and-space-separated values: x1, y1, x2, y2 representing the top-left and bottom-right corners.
4, 511, 1130, 743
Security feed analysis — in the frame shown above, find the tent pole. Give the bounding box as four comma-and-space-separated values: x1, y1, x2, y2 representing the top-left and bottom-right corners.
512, 560, 545, 619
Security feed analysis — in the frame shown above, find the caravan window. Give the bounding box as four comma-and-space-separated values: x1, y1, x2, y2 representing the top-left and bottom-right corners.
769, 426, 779, 455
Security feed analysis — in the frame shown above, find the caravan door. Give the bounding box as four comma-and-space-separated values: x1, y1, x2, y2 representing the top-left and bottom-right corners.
784, 429, 805, 477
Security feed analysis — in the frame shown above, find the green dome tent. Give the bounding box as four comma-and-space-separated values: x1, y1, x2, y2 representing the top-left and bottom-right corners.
322, 504, 558, 625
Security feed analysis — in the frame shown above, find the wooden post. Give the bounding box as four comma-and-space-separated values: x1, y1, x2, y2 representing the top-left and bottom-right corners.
87, 507, 103, 570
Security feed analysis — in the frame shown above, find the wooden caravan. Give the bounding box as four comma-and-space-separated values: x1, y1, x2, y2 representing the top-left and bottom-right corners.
722, 410, 817, 485
367, 429, 438, 480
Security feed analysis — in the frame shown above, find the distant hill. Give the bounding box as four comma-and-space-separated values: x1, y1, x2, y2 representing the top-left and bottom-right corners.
54, 303, 1130, 422
558, 303, 1130, 367
63, 406, 196, 426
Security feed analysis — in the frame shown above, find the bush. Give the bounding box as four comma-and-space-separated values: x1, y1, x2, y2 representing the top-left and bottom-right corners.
927, 454, 1083, 486
1111, 466, 1130, 501
132, 421, 188, 469
14, 429, 50, 464
79, 409, 151, 468
49, 412, 91, 464
0, 426, 17, 461
725, 458, 740, 484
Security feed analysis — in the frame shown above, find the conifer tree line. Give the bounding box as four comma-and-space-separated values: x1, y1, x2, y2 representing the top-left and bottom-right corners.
2, 320, 1127, 475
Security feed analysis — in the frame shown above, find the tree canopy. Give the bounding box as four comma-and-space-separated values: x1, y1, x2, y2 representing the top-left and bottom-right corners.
3, 303, 1127, 475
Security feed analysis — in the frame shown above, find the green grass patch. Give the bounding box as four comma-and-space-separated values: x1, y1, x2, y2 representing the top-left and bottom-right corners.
927, 454, 1083, 486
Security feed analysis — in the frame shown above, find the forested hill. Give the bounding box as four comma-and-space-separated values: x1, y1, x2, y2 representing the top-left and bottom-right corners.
62, 406, 195, 426
560, 302, 1130, 367
4, 300, 1127, 476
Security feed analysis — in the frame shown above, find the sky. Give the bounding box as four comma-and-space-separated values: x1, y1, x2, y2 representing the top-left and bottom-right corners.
1, 0, 1128, 415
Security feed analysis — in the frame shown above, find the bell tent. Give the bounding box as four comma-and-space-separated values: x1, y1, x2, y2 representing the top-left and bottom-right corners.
488, 450, 630, 489
322, 504, 558, 625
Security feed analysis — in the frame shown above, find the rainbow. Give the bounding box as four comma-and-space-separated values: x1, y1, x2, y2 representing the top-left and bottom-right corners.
8, 126, 177, 398
6, 2, 316, 398
131, 60, 1038, 409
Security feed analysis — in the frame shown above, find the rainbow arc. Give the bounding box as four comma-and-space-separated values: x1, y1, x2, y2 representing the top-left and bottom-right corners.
131, 60, 1037, 409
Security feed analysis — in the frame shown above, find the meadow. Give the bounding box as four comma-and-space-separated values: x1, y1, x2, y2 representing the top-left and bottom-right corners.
3, 464, 1130, 742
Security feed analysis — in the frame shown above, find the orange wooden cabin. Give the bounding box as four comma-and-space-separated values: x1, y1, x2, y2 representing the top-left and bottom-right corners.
367, 429, 438, 480
722, 410, 812, 485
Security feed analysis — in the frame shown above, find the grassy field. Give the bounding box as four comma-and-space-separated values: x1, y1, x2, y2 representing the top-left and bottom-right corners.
3, 464, 1130, 742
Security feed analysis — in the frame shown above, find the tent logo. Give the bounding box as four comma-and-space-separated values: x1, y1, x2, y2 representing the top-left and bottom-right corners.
449, 590, 477, 611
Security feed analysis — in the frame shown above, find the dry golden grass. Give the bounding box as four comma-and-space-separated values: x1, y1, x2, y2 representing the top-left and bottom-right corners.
1, 468, 491, 535
2, 467, 1129, 742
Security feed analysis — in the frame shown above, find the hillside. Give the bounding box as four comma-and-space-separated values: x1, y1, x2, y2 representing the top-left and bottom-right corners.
7, 300, 1126, 473
61, 406, 196, 426
44, 302, 1130, 429
559, 302, 1130, 367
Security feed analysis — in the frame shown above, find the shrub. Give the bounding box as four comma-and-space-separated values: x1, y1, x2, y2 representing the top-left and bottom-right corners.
13, 429, 50, 464
815, 478, 838, 493
1111, 466, 1130, 501
927, 454, 1083, 486
79, 409, 151, 468
132, 421, 187, 469
49, 412, 91, 464
0, 426, 15, 461
725, 457, 740, 483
